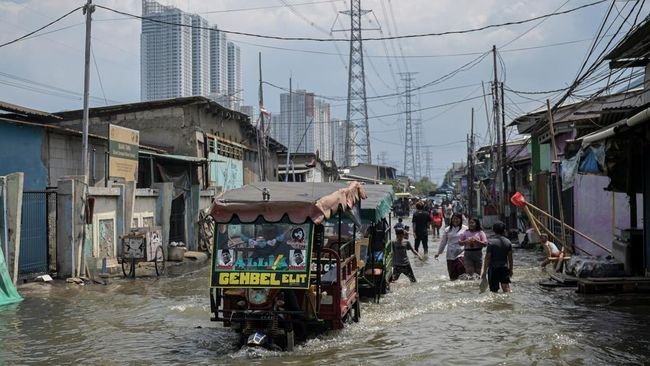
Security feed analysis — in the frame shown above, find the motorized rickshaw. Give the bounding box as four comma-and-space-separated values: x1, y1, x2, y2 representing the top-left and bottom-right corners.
208, 181, 367, 351
357, 184, 394, 303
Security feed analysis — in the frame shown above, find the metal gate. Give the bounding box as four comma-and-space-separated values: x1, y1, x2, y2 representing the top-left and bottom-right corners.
19, 191, 56, 274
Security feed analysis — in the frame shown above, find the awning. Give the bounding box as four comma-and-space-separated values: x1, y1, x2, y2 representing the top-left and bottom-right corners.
580, 106, 650, 146
139, 150, 207, 164
278, 168, 311, 175
360, 184, 395, 224
210, 181, 367, 224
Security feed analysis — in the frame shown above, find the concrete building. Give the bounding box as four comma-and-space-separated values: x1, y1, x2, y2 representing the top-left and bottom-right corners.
0, 101, 204, 278
314, 99, 332, 161
141, 0, 240, 103
209, 25, 228, 97
273, 90, 333, 159
227, 42, 242, 110
331, 118, 348, 165
141, 0, 193, 101
53, 97, 284, 190
277, 152, 338, 183
239, 105, 255, 118
191, 15, 210, 97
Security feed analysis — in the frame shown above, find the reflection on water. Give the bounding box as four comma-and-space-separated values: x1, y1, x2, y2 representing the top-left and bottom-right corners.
1, 246, 650, 365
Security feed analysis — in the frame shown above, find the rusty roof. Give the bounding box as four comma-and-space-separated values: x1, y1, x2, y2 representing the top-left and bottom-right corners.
605, 17, 650, 68
0, 100, 59, 119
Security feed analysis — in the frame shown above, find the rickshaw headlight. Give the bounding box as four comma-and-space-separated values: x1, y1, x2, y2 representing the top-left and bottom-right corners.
236, 300, 247, 308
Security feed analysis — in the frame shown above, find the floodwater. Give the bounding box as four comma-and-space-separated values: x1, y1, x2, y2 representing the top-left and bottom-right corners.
2, 240, 650, 365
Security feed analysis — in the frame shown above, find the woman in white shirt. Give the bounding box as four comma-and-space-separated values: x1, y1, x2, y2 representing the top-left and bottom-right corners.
435, 213, 468, 280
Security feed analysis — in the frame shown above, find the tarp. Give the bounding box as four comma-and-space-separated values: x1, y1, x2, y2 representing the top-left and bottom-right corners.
360, 184, 395, 224
0, 244, 21, 306
210, 181, 367, 224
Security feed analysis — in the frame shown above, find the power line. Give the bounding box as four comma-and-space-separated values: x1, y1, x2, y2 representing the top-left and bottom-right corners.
199, 0, 343, 14
0, 6, 82, 48
96, 1, 606, 42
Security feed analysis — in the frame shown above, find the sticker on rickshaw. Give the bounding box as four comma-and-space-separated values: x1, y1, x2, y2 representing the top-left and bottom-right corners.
211, 222, 314, 289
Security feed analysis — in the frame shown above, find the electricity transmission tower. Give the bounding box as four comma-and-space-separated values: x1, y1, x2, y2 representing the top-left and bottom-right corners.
339, 0, 375, 166
414, 118, 423, 181
424, 146, 432, 180
400, 72, 417, 180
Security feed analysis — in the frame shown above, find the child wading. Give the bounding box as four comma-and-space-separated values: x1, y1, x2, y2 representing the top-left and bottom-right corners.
390, 228, 422, 283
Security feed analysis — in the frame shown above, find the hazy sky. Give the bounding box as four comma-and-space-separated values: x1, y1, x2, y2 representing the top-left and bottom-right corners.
0, 0, 644, 183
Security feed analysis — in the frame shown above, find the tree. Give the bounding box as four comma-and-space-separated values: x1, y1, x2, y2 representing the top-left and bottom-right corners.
385, 179, 405, 193
413, 177, 437, 197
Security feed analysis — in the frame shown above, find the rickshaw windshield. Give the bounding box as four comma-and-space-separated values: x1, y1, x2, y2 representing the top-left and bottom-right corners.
210, 219, 314, 289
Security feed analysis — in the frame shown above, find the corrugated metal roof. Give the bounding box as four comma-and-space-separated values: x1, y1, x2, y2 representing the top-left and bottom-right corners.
139, 150, 206, 164
0, 100, 58, 118
605, 18, 650, 64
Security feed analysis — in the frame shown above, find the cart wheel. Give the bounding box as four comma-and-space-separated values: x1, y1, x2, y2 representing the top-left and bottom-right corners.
352, 300, 361, 322
154, 246, 166, 276
286, 329, 295, 352
122, 256, 135, 278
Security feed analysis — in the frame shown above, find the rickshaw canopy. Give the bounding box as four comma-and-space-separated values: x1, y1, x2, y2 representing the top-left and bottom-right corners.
360, 184, 395, 224
210, 181, 367, 224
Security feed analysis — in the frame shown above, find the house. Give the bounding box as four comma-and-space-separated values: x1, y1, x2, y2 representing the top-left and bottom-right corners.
473, 139, 531, 226
340, 163, 398, 185
53, 96, 285, 191
277, 152, 338, 182
510, 90, 647, 257
563, 19, 650, 275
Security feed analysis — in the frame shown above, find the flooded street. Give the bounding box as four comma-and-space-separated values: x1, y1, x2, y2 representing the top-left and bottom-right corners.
2, 243, 650, 365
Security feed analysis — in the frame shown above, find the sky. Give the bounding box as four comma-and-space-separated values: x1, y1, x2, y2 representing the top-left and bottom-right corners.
0, 0, 646, 184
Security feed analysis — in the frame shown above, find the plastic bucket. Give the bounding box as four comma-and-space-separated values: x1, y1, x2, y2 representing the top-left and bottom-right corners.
510, 192, 527, 208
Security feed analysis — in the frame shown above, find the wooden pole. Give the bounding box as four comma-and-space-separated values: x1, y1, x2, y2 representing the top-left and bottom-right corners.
526, 201, 611, 254
546, 99, 570, 253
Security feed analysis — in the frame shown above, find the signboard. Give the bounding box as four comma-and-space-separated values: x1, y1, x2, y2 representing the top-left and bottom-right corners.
211, 223, 313, 289
109, 124, 139, 181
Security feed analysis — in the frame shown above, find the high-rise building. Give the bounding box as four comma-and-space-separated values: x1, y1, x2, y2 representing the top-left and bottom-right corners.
314, 99, 332, 161
272, 90, 333, 158
227, 42, 242, 110
141, 0, 241, 104
209, 25, 228, 96
141, 0, 193, 101
190, 15, 210, 97
331, 119, 349, 166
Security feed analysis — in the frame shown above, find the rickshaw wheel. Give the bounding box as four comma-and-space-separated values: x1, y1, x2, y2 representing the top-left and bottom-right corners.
154, 246, 166, 276
122, 256, 135, 278
352, 300, 361, 322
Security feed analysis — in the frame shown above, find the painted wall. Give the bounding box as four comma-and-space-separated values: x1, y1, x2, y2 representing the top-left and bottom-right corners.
573, 175, 643, 256
0, 124, 47, 191
209, 152, 243, 191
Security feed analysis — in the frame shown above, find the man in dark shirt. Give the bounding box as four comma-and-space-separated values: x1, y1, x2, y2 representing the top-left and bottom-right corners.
481, 221, 513, 292
411, 201, 433, 255
390, 228, 422, 283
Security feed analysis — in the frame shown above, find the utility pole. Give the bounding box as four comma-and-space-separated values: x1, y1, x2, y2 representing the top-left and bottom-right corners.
78, 0, 94, 278
338, 0, 375, 166
257, 53, 266, 181
469, 108, 475, 218
501, 81, 510, 228
400, 72, 417, 180
81, 0, 94, 182
284, 78, 292, 182
492, 45, 502, 219
547, 99, 569, 252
